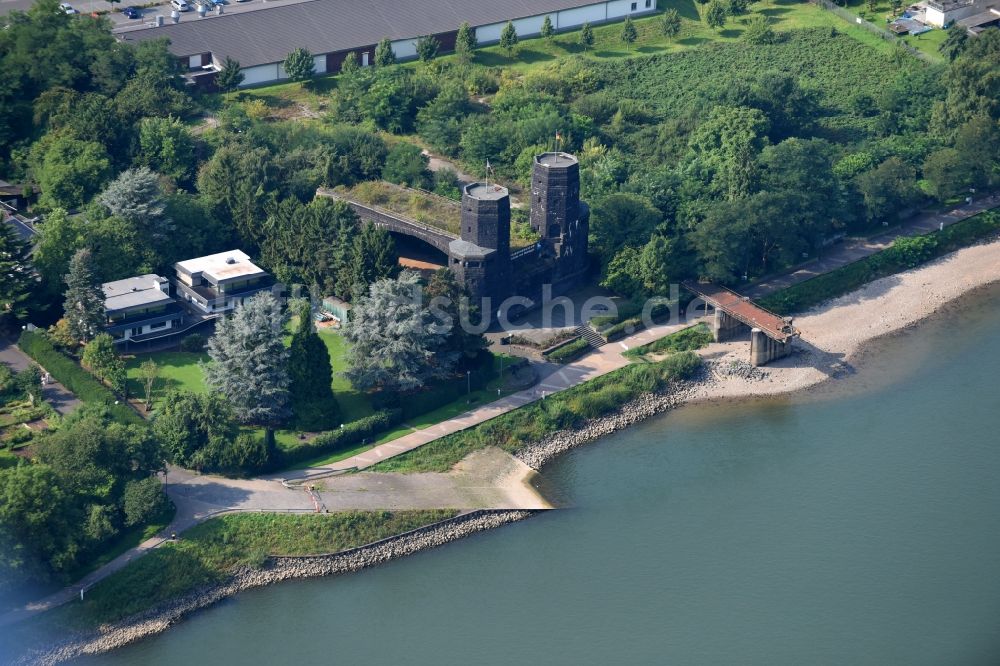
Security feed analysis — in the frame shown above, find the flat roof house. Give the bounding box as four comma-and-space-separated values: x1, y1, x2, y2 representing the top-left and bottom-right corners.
173, 250, 274, 314
103, 274, 185, 343
116, 0, 657, 88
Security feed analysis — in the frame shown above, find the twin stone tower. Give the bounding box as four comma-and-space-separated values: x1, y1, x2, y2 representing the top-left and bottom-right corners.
448, 151, 590, 308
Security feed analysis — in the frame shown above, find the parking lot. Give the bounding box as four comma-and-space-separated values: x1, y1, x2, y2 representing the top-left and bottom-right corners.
2, 0, 315, 29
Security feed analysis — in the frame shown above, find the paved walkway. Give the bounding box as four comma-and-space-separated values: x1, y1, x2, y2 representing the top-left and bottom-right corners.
0, 338, 81, 416
281, 319, 691, 481
746, 194, 1000, 298
0, 319, 689, 628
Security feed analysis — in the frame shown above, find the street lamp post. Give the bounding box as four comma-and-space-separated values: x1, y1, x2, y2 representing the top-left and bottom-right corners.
466, 370, 471, 403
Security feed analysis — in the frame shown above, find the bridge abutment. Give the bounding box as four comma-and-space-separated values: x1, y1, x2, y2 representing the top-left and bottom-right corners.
750, 328, 792, 367
712, 308, 744, 342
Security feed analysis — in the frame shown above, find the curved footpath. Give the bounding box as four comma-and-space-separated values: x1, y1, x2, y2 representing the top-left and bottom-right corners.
8, 236, 1000, 664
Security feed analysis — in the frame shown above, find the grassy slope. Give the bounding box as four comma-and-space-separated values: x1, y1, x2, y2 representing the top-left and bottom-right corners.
233, 0, 909, 115
65, 510, 457, 628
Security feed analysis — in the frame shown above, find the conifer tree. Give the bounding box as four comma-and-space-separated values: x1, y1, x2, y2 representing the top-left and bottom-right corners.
541, 15, 555, 41
63, 248, 105, 343
204, 293, 290, 441
0, 222, 34, 328
288, 302, 339, 430
349, 222, 400, 295
216, 57, 244, 92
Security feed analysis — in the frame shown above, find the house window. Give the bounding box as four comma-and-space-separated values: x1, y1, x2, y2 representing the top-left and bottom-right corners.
131, 327, 142, 337
631, 2, 637, 10
151, 321, 167, 329
645, 0, 651, 6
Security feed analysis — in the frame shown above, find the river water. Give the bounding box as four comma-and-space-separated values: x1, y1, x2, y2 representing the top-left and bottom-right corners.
79, 285, 1000, 664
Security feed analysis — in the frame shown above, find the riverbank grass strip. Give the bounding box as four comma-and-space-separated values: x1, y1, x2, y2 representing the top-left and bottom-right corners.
370, 352, 702, 474
65, 510, 455, 627
759, 211, 1000, 315
624, 324, 713, 360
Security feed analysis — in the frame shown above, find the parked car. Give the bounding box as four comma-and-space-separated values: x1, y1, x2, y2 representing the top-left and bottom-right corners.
121, 5, 141, 18
170, 0, 191, 11
58, 2, 78, 13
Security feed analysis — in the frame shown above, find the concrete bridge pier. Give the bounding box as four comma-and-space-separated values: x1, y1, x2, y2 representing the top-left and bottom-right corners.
712, 308, 744, 342
750, 328, 792, 367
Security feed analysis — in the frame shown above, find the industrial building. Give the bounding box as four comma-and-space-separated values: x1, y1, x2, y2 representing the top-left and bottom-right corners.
116, 0, 657, 88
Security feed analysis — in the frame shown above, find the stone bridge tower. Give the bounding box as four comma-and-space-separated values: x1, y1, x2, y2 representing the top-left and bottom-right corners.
448, 182, 511, 304
530, 152, 590, 280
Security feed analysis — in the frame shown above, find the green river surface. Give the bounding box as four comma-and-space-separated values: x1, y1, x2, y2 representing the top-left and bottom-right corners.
46, 285, 1000, 663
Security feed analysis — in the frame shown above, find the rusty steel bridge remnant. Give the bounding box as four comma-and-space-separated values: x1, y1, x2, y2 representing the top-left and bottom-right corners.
684, 281, 800, 367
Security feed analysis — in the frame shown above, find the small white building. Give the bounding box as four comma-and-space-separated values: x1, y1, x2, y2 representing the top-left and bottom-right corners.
172, 250, 274, 314
923, 0, 997, 27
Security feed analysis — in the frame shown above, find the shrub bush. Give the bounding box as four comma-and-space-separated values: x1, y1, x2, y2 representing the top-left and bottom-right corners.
17, 331, 140, 424
180, 334, 207, 353
278, 408, 404, 466
546, 337, 590, 363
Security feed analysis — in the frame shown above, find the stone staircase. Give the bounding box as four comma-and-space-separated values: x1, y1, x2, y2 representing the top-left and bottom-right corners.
576, 324, 607, 349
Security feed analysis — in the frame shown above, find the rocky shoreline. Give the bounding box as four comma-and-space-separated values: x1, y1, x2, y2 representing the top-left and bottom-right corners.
17, 510, 535, 666
515, 378, 704, 471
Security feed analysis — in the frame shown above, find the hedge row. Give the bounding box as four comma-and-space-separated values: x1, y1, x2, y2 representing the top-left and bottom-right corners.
546, 337, 590, 363
17, 330, 141, 424
278, 408, 403, 466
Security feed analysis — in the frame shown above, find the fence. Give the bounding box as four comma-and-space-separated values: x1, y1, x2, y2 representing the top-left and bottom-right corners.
811, 0, 932, 62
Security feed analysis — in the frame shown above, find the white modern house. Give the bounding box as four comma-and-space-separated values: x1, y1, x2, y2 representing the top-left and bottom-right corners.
116, 0, 658, 89
172, 250, 274, 314
102, 274, 185, 343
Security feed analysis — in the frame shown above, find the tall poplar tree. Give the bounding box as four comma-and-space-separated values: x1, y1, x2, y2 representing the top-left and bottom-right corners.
63, 248, 105, 343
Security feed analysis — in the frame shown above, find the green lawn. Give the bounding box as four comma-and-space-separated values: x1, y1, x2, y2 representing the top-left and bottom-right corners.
62, 510, 457, 628
125, 351, 209, 402
317, 329, 374, 422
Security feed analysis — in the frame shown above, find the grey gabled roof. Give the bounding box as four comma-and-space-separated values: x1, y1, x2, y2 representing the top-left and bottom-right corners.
117, 0, 601, 67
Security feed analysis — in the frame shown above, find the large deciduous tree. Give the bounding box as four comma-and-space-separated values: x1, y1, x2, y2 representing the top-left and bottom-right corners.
204, 293, 290, 437
344, 270, 458, 392
30, 133, 112, 211
137, 116, 196, 183
63, 248, 106, 343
